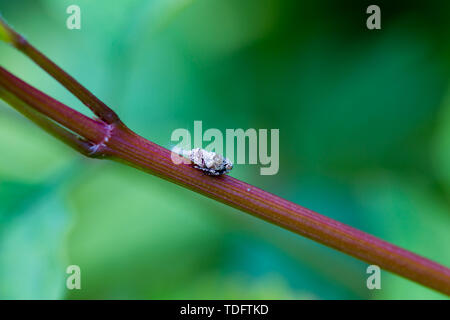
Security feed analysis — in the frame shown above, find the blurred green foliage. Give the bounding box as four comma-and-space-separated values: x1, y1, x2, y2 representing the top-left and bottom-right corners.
0, 0, 449, 299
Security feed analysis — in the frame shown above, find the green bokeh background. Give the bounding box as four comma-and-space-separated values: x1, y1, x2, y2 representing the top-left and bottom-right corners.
0, 0, 449, 299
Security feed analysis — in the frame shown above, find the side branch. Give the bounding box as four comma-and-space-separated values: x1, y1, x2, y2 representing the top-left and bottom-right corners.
0, 87, 95, 156
0, 66, 107, 144
0, 16, 119, 124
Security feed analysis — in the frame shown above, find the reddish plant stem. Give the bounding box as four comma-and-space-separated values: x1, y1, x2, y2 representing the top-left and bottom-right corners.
1, 18, 118, 124
0, 67, 107, 144
0, 86, 94, 155
106, 124, 450, 295
0, 17, 449, 296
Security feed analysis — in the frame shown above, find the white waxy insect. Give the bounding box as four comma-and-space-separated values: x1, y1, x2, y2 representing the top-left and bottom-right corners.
187, 148, 233, 176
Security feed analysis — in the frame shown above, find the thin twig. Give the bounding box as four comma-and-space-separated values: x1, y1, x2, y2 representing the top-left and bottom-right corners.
0, 16, 119, 124
0, 87, 94, 156
0, 67, 107, 144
